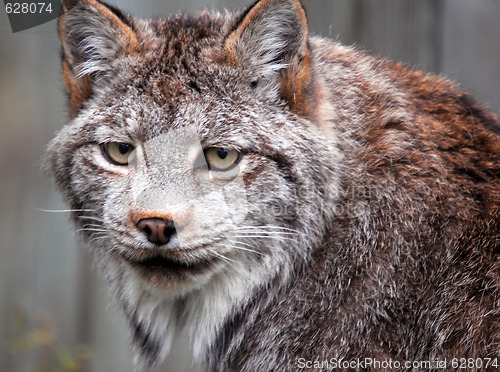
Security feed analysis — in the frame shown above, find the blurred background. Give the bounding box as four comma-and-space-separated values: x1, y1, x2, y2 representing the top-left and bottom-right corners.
1, 0, 499, 371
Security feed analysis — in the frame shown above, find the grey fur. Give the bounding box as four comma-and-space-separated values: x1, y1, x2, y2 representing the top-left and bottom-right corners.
45, 0, 500, 371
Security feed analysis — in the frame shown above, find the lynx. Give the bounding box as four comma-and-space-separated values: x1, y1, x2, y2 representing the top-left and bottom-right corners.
45, 0, 500, 370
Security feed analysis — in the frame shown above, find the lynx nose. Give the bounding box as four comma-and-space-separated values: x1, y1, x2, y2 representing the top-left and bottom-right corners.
136, 218, 176, 245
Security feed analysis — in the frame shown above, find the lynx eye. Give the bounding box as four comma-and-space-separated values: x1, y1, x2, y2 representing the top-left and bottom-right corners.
204, 148, 240, 171
102, 142, 135, 165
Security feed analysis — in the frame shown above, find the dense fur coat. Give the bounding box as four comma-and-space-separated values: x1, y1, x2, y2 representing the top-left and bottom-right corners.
45, 0, 500, 370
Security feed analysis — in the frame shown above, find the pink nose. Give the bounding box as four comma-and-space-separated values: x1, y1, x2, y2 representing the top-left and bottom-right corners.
136, 218, 176, 245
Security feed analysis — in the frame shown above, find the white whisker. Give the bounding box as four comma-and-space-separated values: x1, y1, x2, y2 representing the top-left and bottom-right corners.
233, 225, 300, 234
226, 240, 255, 248
82, 223, 104, 228
235, 230, 300, 236
78, 215, 104, 223
34, 208, 97, 213
232, 226, 303, 237
212, 251, 239, 268
75, 227, 109, 234
230, 235, 296, 242
232, 231, 298, 237
89, 235, 108, 242
219, 244, 264, 256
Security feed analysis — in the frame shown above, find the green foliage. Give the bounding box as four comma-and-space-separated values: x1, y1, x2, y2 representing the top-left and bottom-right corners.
9, 310, 90, 372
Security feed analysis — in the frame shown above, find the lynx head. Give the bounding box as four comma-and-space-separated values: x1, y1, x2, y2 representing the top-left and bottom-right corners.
45, 0, 341, 367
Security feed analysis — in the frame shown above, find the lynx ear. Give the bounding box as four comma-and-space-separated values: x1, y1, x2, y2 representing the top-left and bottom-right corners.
58, 0, 138, 117
224, 0, 313, 115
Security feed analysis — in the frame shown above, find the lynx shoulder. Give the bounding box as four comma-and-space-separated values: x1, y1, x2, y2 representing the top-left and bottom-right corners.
45, 0, 500, 370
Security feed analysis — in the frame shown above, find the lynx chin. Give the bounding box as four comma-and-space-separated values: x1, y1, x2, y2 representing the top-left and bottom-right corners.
45, 0, 500, 371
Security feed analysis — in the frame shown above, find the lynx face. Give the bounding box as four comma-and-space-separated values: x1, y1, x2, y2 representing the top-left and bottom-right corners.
46, 0, 341, 365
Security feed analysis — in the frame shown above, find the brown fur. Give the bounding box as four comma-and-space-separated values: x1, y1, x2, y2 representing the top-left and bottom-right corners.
45, 1, 500, 371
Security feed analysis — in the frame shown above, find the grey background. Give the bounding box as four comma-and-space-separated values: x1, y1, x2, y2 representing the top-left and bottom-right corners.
1, 0, 499, 371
